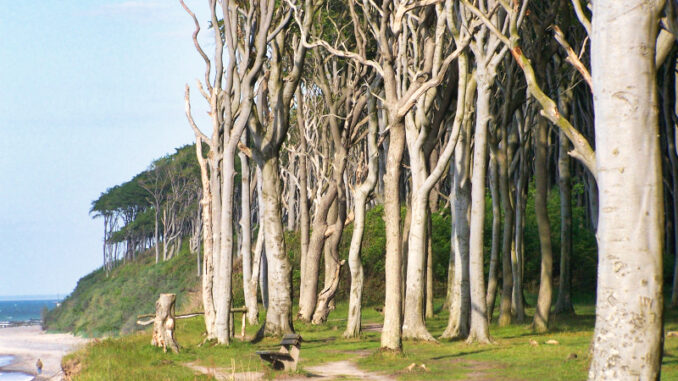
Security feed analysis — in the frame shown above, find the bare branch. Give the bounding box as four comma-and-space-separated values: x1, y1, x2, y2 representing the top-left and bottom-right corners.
552, 25, 592, 92
392, 0, 445, 34
571, 0, 592, 36
180, 0, 212, 93
286, 0, 384, 77
462, 0, 597, 177
184, 85, 211, 146
396, 34, 472, 119
267, 9, 293, 43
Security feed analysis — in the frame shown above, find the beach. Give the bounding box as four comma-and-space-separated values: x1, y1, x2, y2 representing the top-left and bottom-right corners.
0, 326, 89, 380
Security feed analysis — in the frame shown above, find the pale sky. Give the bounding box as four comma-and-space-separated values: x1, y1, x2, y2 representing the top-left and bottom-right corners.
0, 1, 212, 297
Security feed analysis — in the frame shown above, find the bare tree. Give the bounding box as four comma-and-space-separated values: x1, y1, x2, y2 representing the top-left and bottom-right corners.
182, 0, 275, 344
344, 85, 380, 338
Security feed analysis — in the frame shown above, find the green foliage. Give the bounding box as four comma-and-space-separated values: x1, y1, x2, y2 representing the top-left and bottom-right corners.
521, 182, 598, 291
481, 181, 598, 293
91, 144, 201, 260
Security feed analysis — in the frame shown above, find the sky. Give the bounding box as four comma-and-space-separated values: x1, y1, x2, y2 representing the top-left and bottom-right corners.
0, 1, 213, 298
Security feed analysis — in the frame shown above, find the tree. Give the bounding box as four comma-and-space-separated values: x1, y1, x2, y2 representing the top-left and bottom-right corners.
182, 0, 275, 344
588, 0, 665, 377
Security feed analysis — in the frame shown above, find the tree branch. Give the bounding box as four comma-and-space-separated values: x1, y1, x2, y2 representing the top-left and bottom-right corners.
552, 25, 592, 92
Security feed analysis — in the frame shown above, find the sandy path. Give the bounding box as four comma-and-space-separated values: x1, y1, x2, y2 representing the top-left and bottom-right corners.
300, 360, 394, 380
186, 359, 394, 380
0, 326, 90, 380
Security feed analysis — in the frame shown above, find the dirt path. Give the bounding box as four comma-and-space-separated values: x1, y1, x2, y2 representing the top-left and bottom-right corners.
185, 359, 394, 380
297, 360, 394, 380
184, 361, 264, 380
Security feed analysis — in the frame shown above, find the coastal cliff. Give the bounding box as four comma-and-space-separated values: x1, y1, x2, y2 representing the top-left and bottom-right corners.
43, 243, 205, 337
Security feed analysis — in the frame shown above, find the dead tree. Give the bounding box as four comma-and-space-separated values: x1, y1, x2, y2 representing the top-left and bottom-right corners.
151, 293, 179, 354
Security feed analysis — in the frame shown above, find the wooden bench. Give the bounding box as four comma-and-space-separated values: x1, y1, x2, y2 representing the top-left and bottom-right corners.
256, 333, 302, 371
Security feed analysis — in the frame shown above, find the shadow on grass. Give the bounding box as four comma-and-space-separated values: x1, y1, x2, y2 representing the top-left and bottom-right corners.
431, 349, 491, 361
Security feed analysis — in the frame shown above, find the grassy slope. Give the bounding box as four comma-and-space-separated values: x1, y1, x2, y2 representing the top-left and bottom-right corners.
64, 299, 678, 380
44, 243, 203, 336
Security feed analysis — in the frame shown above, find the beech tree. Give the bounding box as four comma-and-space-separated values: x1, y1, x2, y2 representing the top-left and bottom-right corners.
588, 1, 665, 377
182, 0, 276, 344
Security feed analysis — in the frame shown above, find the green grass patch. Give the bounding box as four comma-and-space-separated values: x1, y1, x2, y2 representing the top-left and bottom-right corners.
66, 299, 678, 380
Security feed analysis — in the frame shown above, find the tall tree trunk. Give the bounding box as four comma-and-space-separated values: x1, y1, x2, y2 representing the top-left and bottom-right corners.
381, 121, 406, 351
512, 140, 527, 322
255, 166, 268, 311
286, 158, 297, 231
485, 152, 501, 321
554, 130, 574, 315
297, 186, 337, 321
214, 145, 240, 344
344, 93, 379, 338
466, 79, 491, 344
240, 136, 258, 325
441, 121, 472, 339
210, 158, 223, 336
402, 113, 435, 340
313, 195, 347, 323
588, 1, 664, 378
297, 89, 310, 307
323, 200, 339, 308
441, 70, 475, 339
195, 142, 216, 339
260, 156, 294, 335
443, 163, 456, 313
532, 119, 554, 333
497, 127, 514, 327
425, 219, 434, 319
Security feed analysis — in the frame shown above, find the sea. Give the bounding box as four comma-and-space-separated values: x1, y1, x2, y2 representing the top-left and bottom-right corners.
0, 299, 59, 381
0, 299, 58, 325
0, 356, 32, 381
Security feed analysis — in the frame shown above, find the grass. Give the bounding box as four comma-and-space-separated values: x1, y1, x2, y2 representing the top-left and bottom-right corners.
65, 298, 678, 380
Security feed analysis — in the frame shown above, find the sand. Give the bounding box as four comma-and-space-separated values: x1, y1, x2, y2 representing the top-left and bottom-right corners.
0, 326, 89, 380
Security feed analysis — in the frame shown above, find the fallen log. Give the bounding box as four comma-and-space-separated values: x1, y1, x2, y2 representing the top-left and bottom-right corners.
137, 307, 249, 338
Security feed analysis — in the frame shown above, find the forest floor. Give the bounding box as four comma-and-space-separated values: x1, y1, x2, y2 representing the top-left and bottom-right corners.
63, 298, 678, 380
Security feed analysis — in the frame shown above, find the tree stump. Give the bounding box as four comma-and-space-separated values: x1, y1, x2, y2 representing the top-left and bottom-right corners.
151, 293, 179, 353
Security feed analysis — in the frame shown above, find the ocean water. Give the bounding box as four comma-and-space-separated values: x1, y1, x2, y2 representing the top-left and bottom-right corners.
0, 357, 33, 381
0, 300, 58, 323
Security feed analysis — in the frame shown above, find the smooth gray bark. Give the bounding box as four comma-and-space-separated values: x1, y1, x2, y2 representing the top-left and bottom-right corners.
532, 119, 553, 333
344, 93, 379, 338
588, 1, 665, 378
485, 152, 500, 321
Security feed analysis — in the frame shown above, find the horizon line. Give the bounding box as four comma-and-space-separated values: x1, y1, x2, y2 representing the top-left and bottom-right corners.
0, 294, 67, 301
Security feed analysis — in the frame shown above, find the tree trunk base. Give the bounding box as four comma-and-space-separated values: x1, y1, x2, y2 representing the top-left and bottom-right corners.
465, 331, 493, 345
402, 325, 436, 342
151, 294, 180, 353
